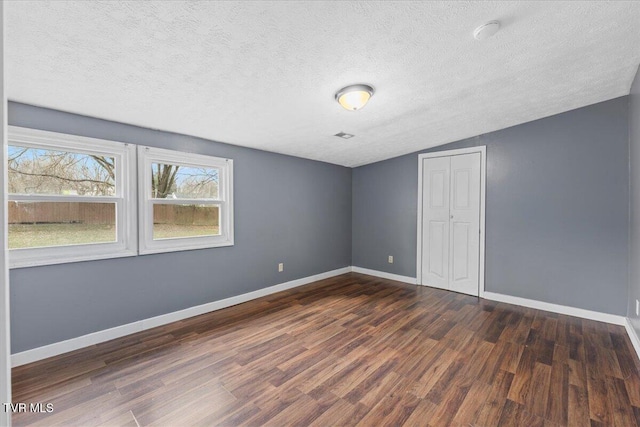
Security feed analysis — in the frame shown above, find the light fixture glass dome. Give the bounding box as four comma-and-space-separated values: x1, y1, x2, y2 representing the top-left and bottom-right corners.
335, 84, 374, 111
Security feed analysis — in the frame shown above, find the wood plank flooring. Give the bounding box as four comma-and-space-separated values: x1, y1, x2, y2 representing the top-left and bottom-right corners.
11, 273, 640, 426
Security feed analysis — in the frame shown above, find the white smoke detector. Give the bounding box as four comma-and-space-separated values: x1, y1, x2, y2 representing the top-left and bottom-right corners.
473, 21, 500, 40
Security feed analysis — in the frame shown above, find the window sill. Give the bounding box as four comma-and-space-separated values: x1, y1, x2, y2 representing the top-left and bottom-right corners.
138, 239, 234, 255
10, 249, 138, 269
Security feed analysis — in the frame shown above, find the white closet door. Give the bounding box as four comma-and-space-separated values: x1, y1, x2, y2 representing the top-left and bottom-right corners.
421, 156, 450, 290
421, 152, 481, 296
449, 153, 481, 296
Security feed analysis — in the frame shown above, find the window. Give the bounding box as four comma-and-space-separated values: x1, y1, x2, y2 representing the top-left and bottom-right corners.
137, 146, 234, 254
5, 129, 233, 266
8, 127, 137, 268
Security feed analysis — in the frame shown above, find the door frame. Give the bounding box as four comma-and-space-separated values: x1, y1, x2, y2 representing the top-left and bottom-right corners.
416, 146, 487, 297
1, 2, 11, 425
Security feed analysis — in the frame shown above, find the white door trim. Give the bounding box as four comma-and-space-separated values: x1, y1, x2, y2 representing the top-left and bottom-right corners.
0, 2, 11, 425
416, 146, 487, 297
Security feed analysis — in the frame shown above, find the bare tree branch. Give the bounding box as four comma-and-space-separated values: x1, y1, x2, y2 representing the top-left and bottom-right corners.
9, 167, 115, 187
91, 156, 115, 180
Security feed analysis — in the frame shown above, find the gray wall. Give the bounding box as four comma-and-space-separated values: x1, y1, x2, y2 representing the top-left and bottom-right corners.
9, 92, 634, 352
9, 102, 352, 353
629, 64, 640, 335
353, 97, 629, 315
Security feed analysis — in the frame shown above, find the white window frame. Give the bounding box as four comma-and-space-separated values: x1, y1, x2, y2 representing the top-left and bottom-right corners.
137, 146, 234, 254
7, 126, 137, 268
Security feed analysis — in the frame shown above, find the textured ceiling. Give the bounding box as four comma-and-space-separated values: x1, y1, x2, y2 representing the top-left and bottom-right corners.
6, 1, 640, 167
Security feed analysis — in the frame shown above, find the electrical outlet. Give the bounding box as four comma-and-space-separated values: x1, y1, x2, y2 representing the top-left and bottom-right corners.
278, 263, 284, 272
388, 255, 394, 264
636, 299, 639, 316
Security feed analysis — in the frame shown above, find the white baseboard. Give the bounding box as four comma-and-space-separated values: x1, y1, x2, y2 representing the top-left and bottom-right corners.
351, 266, 417, 285
353, 268, 638, 362
483, 291, 626, 325
351, 270, 626, 326
11, 266, 351, 367
624, 318, 640, 361
13, 266, 638, 367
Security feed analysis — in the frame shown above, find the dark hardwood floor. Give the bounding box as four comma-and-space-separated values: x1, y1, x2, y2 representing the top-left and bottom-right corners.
11, 273, 640, 426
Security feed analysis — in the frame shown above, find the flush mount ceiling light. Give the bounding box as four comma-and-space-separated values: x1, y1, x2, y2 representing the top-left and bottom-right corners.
335, 84, 374, 111
473, 20, 500, 40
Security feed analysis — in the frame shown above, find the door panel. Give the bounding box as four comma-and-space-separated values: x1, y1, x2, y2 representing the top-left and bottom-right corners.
421, 157, 450, 289
428, 221, 447, 278
430, 170, 446, 208
453, 169, 470, 209
449, 153, 480, 296
452, 221, 470, 281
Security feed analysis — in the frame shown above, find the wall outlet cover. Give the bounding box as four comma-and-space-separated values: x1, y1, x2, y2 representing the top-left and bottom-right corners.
278, 263, 284, 272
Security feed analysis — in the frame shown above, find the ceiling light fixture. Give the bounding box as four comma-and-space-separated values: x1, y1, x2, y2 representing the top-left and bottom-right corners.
473, 21, 500, 40
335, 84, 374, 111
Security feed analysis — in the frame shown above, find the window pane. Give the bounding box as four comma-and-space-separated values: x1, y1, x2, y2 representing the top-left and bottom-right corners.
153, 204, 220, 239
8, 201, 116, 249
8, 145, 115, 196
151, 163, 219, 199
